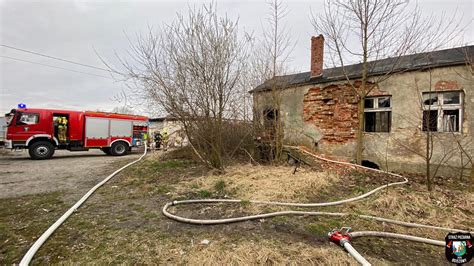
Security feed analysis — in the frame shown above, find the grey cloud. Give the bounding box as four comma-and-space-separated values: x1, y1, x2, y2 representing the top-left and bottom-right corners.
0, 0, 472, 115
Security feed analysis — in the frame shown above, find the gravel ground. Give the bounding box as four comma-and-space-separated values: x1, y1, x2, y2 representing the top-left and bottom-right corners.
0, 148, 143, 199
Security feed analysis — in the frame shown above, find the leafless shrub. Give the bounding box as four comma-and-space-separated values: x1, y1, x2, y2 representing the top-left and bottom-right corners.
114, 4, 251, 171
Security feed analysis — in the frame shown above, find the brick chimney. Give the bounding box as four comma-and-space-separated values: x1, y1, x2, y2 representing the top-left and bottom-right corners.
311, 35, 324, 78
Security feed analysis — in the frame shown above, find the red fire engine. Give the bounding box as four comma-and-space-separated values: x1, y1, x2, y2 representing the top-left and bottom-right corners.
4, 107, 149, 159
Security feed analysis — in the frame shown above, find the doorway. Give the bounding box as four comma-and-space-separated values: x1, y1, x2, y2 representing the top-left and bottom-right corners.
53, 114, 70, 143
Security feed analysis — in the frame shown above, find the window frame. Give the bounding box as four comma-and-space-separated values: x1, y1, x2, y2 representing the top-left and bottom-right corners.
15, 112, 40, 126
421, 91, 463, 133
364, 96, 392, 133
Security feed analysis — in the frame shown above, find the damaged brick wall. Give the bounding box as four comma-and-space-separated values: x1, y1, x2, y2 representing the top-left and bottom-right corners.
434, 80, 462, 91
303, 84, 359, 144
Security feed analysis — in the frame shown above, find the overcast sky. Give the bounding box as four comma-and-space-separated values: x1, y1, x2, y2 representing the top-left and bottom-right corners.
0, 0, 472, 116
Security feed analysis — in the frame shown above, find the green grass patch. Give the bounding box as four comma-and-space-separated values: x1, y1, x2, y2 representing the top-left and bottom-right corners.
155, 185, 172, 194
240, 200, 251, 207
124, 159, 189, 178
190, 183, 200, 189
0, 192, 66, 263
214, 179, 226, 193
146, 160, 187, 171
305, 219, 343, 236
353, 185, 367, 195
198, 190, 212, 198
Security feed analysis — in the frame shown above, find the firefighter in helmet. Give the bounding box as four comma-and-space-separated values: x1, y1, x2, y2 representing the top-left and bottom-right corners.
57, 116, 68, 142
162, 128, 169, 151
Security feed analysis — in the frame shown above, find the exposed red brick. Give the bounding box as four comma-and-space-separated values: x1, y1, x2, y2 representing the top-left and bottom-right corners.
434, 80, 462, 91
311, 35, 324, 78
367, 85, 389, 97
303, 84, 359, 144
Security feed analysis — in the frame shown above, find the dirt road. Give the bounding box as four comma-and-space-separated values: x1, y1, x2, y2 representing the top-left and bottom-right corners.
0, 149, 142, 199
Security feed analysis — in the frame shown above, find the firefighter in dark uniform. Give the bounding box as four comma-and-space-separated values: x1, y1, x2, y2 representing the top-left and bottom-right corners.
154, 131, 162, 150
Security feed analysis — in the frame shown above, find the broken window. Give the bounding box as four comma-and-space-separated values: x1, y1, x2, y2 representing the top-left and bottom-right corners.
443, 91, 460, 104
422, 93, 438, 105
443, 109, 459, 132
364, 96, 391, 132
378, 97, 391, 108
422, 91, 462, 132
263, 108, 278, 130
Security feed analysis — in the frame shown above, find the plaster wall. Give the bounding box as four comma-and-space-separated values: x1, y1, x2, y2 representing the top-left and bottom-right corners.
253, 65, 472, 177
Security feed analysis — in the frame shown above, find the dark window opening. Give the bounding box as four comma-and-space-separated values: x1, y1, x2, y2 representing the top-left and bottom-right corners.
443, 92, 460, 104
364, 111, 391, 132
378, 97, 391, 108
263, 108, 278, 130
422, 110, 438, 131
362, 160, 380, 169
364, 98, 374, 108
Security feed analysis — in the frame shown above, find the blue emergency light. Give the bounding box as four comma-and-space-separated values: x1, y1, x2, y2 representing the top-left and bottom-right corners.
18, 103, 27, 109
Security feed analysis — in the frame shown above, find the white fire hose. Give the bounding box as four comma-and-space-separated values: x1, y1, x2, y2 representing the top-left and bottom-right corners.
163, 200, 469, 232
341, 240, 371, 266
162, 146, 472, 265
349, 231, 444, 246
20, 145, 147, 265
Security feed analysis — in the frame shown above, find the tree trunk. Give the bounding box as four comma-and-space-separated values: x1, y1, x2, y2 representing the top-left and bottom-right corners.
356, 95, 365, 164
426, 130, 432, 192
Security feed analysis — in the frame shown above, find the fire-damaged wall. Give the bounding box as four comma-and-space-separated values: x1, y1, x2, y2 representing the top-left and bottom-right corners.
303, 84, 359, 144
253, 65, 473, 177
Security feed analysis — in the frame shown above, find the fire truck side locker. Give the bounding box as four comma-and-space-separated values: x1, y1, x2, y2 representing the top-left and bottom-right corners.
84, 117, 109, 147
84, 115, 134, 156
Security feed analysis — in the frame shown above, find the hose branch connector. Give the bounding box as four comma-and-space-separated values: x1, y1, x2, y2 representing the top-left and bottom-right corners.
328, 227, 352, 246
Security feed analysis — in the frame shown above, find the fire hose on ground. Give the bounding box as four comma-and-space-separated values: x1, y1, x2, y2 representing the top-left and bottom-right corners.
327, 227, 445, 266
162, 146, 472, 265
18, 144, 470, 265
19, 145, 148, 266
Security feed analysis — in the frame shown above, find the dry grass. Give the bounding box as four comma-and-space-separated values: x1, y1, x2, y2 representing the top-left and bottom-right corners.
178, 239, 364, 265
345, 183, 474, 239
2, 149, 472, 264
177, 165, 339, 201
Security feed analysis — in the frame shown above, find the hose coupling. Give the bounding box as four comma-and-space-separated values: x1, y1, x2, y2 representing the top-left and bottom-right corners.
172, 200, 178, 206
328, 227, 352, 247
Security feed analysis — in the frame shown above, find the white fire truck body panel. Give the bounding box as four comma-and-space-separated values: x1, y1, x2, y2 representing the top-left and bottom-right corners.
85, 117, 109, 139
110, 119, 133, 137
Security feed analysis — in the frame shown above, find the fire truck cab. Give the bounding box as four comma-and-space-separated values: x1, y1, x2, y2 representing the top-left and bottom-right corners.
4, 107, 148, 160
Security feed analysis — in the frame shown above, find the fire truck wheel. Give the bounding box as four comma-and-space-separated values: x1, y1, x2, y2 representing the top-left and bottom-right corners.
29, 141, 55, 160
110, 141, 128, 156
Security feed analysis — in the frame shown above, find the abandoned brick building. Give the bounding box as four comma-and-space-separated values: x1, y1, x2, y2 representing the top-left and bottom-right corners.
251, 36, 473, 177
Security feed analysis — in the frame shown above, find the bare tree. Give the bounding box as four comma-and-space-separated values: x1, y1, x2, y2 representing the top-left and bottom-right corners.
393, 65, 469, 191
252, 0, 294, 162
311, 0, 463, 165
116, 4, 248, 171
111, 106, 135, 115
450, 46, 474, 182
